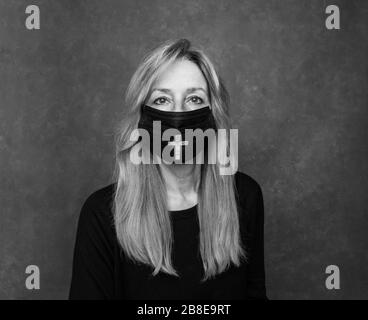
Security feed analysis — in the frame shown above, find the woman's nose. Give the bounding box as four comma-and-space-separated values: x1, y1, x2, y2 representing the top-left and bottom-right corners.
172, 100, 189, 112
173, 105, 185, 112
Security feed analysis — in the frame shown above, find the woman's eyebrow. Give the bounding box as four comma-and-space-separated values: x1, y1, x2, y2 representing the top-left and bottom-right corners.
151, 87, 207, 94
151, 88, 172, 94
186, 87, 207, 94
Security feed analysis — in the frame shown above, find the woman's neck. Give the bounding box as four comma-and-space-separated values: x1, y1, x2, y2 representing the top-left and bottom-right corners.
158, 163, 201, 209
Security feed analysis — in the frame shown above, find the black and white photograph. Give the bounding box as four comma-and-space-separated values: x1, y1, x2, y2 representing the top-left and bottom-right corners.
0, 0, 367, 307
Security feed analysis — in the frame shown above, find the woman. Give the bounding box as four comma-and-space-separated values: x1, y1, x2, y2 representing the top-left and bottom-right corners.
69, 39, 267, 300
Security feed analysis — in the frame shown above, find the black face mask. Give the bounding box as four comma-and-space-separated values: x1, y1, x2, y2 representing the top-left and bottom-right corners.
137, 105, 217, 164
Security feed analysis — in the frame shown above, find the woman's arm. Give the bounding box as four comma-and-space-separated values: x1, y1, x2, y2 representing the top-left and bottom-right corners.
245, 182, 268, 300
69, 194, 115, 300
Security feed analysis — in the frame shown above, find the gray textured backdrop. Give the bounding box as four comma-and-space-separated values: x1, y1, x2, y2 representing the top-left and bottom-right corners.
0, 0, 367, 299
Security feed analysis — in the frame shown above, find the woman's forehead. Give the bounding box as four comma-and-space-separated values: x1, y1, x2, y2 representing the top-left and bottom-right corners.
153, 59, 208, 92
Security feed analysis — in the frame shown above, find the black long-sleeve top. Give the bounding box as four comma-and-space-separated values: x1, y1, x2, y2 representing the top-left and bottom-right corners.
69, 171, 267, 300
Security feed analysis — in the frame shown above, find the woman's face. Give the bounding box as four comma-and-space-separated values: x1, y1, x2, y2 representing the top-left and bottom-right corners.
147, 59, 210, 112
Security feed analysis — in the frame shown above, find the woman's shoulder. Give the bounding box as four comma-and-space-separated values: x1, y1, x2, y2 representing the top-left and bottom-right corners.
234, 171, 265, 240
77, 182, 117, 233
234, 171, 263, 209
234, 171, 262, 194
83, 182, 116, 210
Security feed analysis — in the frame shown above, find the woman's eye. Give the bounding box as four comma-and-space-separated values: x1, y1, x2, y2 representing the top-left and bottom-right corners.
153, 97, 170, 105
188, 96, 204, 104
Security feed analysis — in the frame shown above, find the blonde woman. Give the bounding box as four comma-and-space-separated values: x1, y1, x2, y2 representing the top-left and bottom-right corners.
69, 39, 267, 300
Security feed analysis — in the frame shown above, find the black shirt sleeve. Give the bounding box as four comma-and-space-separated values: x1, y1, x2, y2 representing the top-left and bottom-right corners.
69, 194, 115, 300
244, 182, 268, 300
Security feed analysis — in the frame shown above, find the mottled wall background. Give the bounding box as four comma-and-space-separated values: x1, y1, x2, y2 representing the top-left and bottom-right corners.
0, 0, 367, 299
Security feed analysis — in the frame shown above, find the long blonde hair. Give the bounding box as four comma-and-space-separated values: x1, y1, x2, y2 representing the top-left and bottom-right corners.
112, 39, 246, 282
